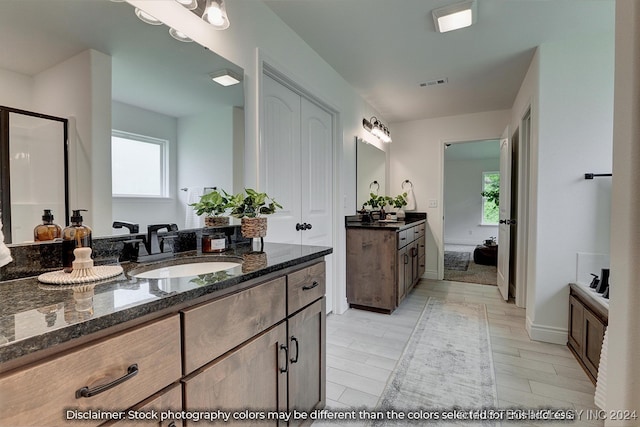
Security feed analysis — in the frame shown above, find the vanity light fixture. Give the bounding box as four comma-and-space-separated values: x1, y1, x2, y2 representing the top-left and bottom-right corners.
432, 0, 477, 33
209, 69, 242, 86
134, 8, 163, 25
169, 27, 193, 42
202, 0, 230, 30
363, 117, 392, 143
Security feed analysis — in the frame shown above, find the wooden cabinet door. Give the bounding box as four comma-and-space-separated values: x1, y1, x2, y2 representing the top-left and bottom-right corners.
568, 295, 584, 354
583, 308, 605, 379
183, 323, 288, 426
397, 246, 407, 305
287, 298, 326, 423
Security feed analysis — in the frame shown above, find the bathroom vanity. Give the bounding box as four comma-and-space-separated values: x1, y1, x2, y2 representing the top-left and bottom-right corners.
345, 213, 426, 313
567, 282, 608, 385
0, 242, 331, 426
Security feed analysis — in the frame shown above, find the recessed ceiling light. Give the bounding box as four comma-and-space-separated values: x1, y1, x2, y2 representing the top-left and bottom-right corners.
209, 69, 242, 86
432, 0, 477, 33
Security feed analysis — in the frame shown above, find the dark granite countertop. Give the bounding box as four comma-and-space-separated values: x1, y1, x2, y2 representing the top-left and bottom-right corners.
0, 242, 332, 364
345, 218, 426, 231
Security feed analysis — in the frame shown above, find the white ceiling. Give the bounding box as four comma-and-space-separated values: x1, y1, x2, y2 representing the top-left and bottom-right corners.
263, 0, 615, 124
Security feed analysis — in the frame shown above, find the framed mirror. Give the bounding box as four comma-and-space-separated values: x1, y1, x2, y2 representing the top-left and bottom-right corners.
0, 0, 244, 243
0, 107, 69, 243
356, 137, 387, 210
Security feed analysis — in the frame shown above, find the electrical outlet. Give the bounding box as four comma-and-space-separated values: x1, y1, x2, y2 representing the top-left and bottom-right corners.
428, 199, 438, 208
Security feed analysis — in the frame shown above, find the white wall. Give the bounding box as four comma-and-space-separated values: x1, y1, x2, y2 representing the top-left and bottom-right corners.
0, 49, 112, 235
524, 30, 614, 344
389, 110, 511, 279
177, 107, 235, 229
444, 157, 499, 246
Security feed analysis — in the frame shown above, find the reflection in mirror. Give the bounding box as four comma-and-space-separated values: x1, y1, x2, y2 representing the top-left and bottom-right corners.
0, 0, 244, 242
0, 108, 69, 243
356, 137, 387, 210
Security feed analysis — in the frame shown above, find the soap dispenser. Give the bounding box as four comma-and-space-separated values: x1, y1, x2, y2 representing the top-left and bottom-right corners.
62, 209, 93, 273
33, 209, 62, 242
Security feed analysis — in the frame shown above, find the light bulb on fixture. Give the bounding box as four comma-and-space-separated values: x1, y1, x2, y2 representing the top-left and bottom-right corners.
175, 0, 198, 10
203, 0, 230, 30
134, 8, 163, 25
169, 28, 193, 42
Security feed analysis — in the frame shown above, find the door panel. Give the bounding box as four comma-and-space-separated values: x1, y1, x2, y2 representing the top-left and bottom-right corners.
497, 126, 511, 301
262, 75, 302, 244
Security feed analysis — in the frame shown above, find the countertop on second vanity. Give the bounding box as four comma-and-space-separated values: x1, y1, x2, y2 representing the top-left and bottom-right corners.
0, 242, 332, 365
345, 218, 426, 231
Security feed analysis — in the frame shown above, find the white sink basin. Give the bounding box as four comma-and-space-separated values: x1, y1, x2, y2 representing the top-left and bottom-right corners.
132, 262, 241, 279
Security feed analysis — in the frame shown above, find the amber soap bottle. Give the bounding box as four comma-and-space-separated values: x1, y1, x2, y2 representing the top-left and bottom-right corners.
62, 209, 93, 273
33, 209, 62, 242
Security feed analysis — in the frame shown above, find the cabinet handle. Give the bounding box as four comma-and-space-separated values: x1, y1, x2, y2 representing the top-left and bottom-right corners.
404, 254, 409, 264
302, 281, 319, 291
168, 423, 177, 427
76, 364, 138, 398
279, 344, 289, 373
290, 336, 300, 364
296, 223, 304, 231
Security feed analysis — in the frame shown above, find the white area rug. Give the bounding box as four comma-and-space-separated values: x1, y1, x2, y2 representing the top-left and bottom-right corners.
373, 298, 498, 426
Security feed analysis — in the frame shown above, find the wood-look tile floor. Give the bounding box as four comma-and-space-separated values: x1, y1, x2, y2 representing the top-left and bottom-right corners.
315, 279, 603, 427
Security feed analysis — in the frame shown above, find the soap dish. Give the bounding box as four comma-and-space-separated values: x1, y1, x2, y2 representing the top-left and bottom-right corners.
38, 247, 123, 285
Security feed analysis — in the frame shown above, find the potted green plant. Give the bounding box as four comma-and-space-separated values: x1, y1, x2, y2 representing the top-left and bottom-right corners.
190, 189, 231, 227
390, 192, 408, 219
228, 188, 283, 238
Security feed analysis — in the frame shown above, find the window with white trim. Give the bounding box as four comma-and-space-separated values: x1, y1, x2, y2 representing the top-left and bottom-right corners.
482, 171, 500, 225
111, 130, 168, 197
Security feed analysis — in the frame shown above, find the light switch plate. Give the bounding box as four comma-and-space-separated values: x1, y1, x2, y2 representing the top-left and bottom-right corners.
428, 199, 438, 208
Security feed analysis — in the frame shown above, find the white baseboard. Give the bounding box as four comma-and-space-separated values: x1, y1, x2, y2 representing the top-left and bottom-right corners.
526, 317, 568, 345
424, 269, 438, 280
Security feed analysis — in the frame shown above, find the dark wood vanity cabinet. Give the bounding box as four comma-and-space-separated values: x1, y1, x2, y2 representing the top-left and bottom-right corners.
567, 283, 608, 384
346, 220, 426, 313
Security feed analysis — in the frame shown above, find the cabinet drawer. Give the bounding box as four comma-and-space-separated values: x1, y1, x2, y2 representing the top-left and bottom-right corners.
104, 383, 182, 426
288, 261, 326, 315
397, 230, 410, 248
418, 236, 426, 258
414, 223, 426, 239
183, 277, 286, 374
0, 315, 181, 427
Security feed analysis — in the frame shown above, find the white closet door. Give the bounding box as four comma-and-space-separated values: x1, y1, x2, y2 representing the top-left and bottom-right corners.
261, 74, 335, 313
262, 75, 301, 244
300, 97, 332, 248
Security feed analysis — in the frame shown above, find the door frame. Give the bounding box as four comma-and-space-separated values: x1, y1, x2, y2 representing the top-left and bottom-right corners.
514, 107, 532, 308
439, 137, 502, 280
256, 50, 344, 314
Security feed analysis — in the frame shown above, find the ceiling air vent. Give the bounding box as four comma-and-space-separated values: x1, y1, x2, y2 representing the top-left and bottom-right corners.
420, 77, 448, 87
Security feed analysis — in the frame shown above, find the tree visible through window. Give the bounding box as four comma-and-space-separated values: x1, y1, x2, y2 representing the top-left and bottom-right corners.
482, 171, 500, 224
112, 130, 168, 197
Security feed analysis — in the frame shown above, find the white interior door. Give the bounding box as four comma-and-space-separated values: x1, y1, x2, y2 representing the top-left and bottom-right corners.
497, 127, 511, 301
262, 75, 301, 244
261, 74, 335, 313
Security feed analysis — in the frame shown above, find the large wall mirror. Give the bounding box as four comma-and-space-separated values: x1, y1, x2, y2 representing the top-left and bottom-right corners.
0, 0, 244, 243
356, 137, 387, 210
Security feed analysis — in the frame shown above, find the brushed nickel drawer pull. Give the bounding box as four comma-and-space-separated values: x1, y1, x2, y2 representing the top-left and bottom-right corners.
302, 281, 319, 291
76, 364, 138, 398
